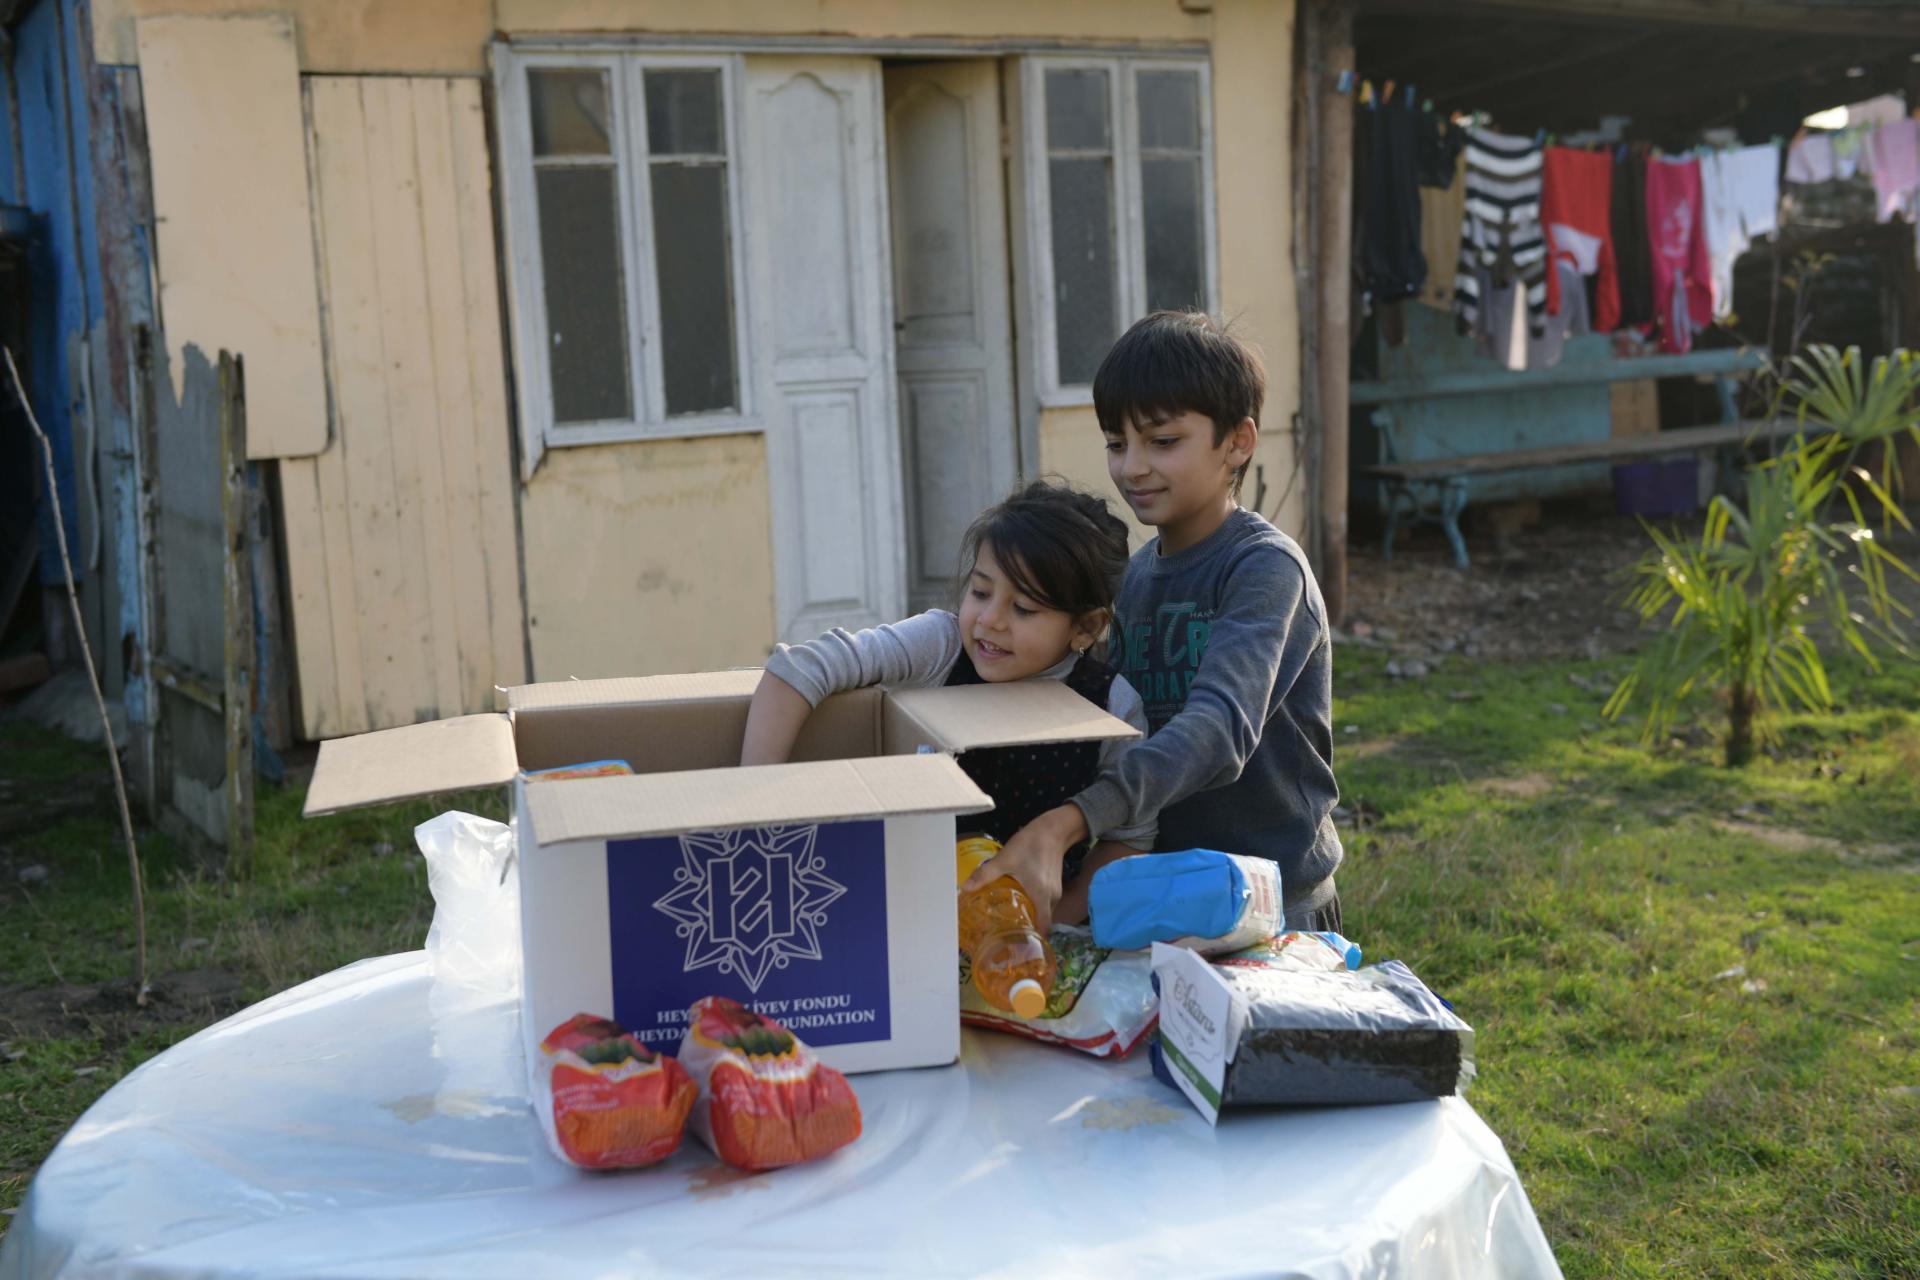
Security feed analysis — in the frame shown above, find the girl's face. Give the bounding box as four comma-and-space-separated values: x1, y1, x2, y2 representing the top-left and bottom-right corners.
958, 541, 1103, 683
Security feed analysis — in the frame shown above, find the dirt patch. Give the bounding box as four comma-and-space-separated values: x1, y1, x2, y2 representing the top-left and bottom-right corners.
1341, 504, 1920, 669
0, 968, 248, 1045
1477, 773, 1556, 798
1713, 818, 1914, 865
1342, 502, 1655, 665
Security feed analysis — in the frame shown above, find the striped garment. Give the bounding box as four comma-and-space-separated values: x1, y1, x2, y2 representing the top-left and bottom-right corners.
1454, 127, 1547, 339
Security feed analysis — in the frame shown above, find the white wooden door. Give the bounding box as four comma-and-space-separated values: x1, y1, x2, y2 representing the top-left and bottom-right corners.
884, 61, 1019, 615
743, 56, 905, 642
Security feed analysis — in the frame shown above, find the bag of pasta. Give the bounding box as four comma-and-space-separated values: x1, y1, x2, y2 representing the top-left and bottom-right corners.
537, 1014, 698, 1170
678, 997, 863, 1171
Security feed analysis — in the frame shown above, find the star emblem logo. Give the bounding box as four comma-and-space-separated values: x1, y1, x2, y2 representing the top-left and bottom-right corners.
651, 825, 848, 993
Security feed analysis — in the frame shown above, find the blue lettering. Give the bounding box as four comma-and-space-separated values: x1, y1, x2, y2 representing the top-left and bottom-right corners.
1186, 620, 1209, 668
1158, 602, 1198, 666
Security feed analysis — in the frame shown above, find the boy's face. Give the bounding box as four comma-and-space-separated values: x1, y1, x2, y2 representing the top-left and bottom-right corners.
1104, 410, 1254, 539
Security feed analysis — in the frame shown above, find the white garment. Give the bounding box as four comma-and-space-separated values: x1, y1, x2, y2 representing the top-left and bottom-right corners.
1476, 258, 1590, 371
1700, 144, 1781, 319
1548, 222, 1604, 275
1786, 132, 1835, 184
1846, 93, 1908, 128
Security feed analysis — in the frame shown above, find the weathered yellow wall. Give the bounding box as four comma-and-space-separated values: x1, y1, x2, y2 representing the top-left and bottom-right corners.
1036, 407, 1149, 550
108, 0, 1301, 708
519, 436, 777, 680
1036, 0, 1303, 545
280, 76, 526, 740
95, 0, 492, 72
94, 0, 1207, 71
1213, 0, 1305, 541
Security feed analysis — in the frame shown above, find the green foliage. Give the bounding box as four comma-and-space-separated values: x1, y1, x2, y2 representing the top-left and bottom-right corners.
1607, 347, 1919, 764
1785, 344, 1920, 516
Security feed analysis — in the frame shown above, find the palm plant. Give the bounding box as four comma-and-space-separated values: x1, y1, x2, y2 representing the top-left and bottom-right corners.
1606, 421, 1917, 767
1783, 343, 1920, 520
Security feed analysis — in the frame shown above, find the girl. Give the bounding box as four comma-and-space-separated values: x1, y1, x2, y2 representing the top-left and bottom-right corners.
739, 480, 1153, 924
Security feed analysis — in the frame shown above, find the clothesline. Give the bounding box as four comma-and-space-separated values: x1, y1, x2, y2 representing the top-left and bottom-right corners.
1335, 68, 1787, 158
1349, 69, 1920, 374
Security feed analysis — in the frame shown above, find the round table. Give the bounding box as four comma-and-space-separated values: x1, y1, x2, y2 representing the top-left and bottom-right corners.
1, 952, 1561, 1279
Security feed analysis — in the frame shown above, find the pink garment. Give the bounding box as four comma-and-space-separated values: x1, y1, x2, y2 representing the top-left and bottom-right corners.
1867, 118, 1920, 223
1645, 157, 1713, 355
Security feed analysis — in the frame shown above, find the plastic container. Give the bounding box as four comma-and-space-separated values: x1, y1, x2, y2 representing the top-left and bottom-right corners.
955, 837, 1057, 1018
1612, 457, 1699, 517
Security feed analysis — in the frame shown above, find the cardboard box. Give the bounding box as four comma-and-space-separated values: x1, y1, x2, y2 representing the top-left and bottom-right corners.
304, 670, 1137, 1075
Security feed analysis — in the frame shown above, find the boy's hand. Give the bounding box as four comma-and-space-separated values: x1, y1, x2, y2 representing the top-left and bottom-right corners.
959, 804, 1090, 933
1055, 840, 1142, 927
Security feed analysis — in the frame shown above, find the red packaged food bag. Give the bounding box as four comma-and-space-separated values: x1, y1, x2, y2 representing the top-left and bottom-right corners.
538, 1014, 697, 1170
677, 997, 863, 1170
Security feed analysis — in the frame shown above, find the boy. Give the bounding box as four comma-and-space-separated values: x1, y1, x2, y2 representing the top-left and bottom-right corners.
964, 311, 1344, 933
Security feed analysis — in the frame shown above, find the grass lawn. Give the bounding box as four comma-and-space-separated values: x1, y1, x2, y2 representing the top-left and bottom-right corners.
3, 646, 1918, 1275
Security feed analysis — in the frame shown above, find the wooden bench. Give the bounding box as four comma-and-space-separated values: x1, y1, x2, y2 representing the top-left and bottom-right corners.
1364, 414, 1812, 569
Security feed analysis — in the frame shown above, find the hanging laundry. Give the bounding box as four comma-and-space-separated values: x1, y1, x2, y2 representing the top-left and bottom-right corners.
1846, 94, 1908, 128
1611, 144, 1656, 331
1785, 131, 1836, 184
1645, 156, 1713, 354
1455, 127, 1547, 342
1416, 110, 1464, 188
1833, 126, 1869, 180
1541, 146, 1619, 332
1360, 97, 1427, 305
1418, 150, 1467, 312
1699, 143, 1781, 320
1866, 117, 1920, 223
1472, 256, 1591, 371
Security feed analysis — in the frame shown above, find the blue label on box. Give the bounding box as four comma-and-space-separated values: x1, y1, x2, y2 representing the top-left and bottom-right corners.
606, 821, 891, 1052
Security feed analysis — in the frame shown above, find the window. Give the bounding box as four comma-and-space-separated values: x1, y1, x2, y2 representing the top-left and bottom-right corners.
498, 52, 752, 458
1020, 57, 1216, 405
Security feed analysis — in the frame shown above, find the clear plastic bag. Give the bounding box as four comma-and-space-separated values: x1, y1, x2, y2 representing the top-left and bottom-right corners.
414, 810, 521, 1003
959, 926, 1159, 1057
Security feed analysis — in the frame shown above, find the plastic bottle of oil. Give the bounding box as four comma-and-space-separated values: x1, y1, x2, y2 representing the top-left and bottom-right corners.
956, 836, 1056, 1018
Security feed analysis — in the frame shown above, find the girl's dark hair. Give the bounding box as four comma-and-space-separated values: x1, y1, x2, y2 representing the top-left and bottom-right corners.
957, 479, 1130, 625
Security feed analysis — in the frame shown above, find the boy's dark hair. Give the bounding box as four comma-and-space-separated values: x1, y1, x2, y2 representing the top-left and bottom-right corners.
1092, 310, 1266, 494
958, 478, 1130, 628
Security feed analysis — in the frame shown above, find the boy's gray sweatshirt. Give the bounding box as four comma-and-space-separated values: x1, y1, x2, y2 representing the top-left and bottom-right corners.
1071, 508, 1344, 902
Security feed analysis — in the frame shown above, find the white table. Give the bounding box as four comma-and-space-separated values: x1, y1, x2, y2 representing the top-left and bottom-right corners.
1, 952, 1561, 1279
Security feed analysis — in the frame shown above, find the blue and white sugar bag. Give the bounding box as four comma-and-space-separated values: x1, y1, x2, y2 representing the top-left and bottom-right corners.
1089, 850, 1282, 955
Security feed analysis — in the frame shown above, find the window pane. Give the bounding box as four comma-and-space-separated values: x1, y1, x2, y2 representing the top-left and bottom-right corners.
1136, 70, 1200, 151
1048, 156, 1118, 385
650, 163, 738, 415
1142, 155, 1205, 312
530, 69, 612, 158
645, 69, 723, 156
1045, 68, 1110, 151
535, 166, 632, 423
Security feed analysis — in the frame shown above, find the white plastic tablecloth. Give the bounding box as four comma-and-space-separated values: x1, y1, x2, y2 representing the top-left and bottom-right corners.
1, 952, 1561, 1279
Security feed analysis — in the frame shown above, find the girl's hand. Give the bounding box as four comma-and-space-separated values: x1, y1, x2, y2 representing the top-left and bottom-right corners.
959, 804, 1090, 932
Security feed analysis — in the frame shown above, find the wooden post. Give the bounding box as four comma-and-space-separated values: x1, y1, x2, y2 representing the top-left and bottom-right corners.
1312, 0, 1354, 624
219, 353, 255, 875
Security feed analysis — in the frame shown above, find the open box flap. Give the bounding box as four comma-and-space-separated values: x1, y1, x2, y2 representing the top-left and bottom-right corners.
304, 714, 518, 816
523, 754, 992, 847
888, 681, 1140, 754
504, 670, 761, 714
